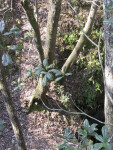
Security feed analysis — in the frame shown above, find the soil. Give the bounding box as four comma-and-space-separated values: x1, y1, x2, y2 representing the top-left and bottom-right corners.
0, 0, 81, 149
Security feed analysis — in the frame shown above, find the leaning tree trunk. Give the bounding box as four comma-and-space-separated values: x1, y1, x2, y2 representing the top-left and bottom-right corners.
62, 1, 98, 73
104, 0, 113, 147
0, 53, 26, 149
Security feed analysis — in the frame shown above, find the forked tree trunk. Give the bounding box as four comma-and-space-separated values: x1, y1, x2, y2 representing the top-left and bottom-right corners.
22, 0, 62, 109
0, 53, 26, 149
104, 0, 113, 147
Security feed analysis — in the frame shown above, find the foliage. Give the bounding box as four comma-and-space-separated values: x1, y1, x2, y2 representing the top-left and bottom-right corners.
55, 85, 71, 108
0, 20, 22, 67
54, 119, 112, 150
12, 77, 26, 91
25, 59, 72, 87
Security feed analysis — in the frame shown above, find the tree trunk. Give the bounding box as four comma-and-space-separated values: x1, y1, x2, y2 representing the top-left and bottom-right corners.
45, 0, 62, 64
23, 0, 62, 110
62, 1, 98, 73
21, 0, 44, 64
104, 0, 113, 147
0, 53, 26, 149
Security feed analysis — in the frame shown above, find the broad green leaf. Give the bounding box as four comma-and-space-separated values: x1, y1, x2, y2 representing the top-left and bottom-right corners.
8, 45, 22, 51
53, 133, 65, 139
43, 59, 48, 68
0, 20, 5, 33
89, 124, 97, 134
55, 72, 63, 76
95, 134, 104, 143
46, 72, 54, 81
103, 143, 111, 150
19, 83, 26, 86
41, 71, 47, 75
35, 66, 44, 76
14, 87, 19, 91
12, 81, 17, 84
94, 143, 103, 150
59, 142, 67, 150
89, 145, 94, 150
83, 119, 89, 131
4, 31, 12, 36
2, 53, 12, 66
49, 69, 61, 74
10, 27, 20, 35
17, 77, 21, 83
65, 73, 72, 76
55, 76, 63, 82
48, 64, 54, 69
78, 129, 87, 138
42, 75, 47, 87
102, 126, 108, 140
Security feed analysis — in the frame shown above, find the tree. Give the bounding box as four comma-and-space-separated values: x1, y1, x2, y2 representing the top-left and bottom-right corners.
21, 0, 99, 111
104, 0, 113, 147
0, 46, 26, 150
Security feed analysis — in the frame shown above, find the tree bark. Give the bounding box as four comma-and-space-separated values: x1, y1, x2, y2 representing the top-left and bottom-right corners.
45, 0, 62, 64
0, 52, 26, 149
21, 0, 44, 64
62, 1, 98, 73
104, 0, 113, 147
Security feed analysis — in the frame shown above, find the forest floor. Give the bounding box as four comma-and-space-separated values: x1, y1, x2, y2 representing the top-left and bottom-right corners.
0, 0, 83, 149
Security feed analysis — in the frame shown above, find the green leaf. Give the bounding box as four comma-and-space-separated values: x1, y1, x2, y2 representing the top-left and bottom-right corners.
2, 53, 12, 66
83, 119, 89, 131
46, 72, 54, 81
42, 75, 47, 87
12, 81, 17, 84
89, 124, 97, 134
25, 72, 32, 80
95, 134, 104, 143
34, 66, 44, 76
4, 31, 12, 36
49, 69, 62, 75
0, 20, 5, 33
59, 142, 67, 150
19, 83, 26, 86
78, 129, 87, 138
94, 143, 103, 150
103, 143, 111, 150
65, 73, 72, 76
53, 133, 65, 139
102, 126, 108, 140
17, 77, 21, 83
10, 27, 20, 35
14, 87, 19, 91
43, 59, 48, 68
48, 64, 54, 69
8, 45, 22, 51
41, 71, 47, 75
55, 76, 63, 82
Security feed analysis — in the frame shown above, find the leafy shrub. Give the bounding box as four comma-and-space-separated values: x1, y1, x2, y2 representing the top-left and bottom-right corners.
25, 59, 72, 87
54, 119, 112, 150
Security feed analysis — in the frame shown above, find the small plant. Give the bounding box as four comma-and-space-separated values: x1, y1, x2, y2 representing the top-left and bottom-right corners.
25, 59, 72, 87
12, 77, 26, 91
0, 20, 22, 67
54, 119, 112, 150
